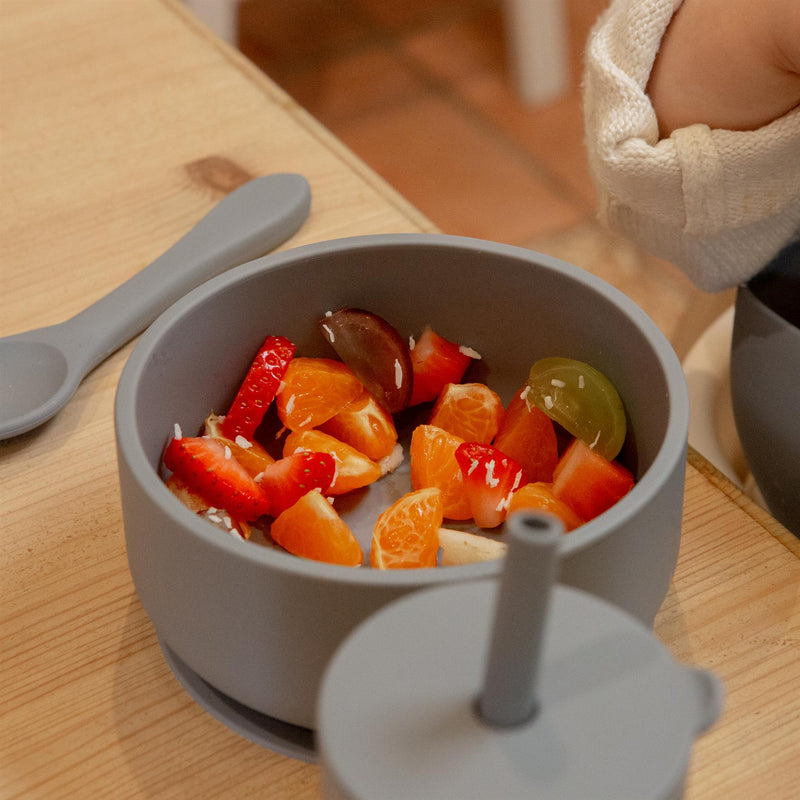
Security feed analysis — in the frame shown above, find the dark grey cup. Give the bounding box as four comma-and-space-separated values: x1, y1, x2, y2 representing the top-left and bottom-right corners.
731, 242, 800, 535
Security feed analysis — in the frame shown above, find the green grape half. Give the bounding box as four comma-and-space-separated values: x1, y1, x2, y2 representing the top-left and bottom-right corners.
526, 357, 627, 461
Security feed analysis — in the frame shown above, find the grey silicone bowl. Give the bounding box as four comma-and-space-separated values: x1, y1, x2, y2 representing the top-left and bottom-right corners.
115, 233, 689, 730
731, 242, 800, 535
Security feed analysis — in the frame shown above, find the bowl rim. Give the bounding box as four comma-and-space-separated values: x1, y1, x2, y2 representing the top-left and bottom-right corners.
115, 233, 689, 587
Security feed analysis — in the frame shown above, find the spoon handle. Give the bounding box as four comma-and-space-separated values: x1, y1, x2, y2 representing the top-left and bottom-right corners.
61, 173, 310, 373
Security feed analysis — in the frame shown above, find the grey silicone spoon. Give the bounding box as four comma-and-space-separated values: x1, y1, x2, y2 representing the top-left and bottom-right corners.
0, 173, 311, 440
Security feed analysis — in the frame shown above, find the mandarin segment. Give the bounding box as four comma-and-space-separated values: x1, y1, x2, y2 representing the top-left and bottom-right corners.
370, 487, 443, 569
507, 482, 583, 531
283, 428, 382, 495
428, 382, 504, 444
270, 489, 363, 566
204, 414, 276, 477
319, 388, 398, 461
276, 357, 363, 431
409, 424, 471, 520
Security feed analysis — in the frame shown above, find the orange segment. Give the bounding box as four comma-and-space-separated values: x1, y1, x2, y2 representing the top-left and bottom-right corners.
493, 386, 558, 483
409, 424, 471, 520
270, 489, 363, 566
275, 358, 363, 431
319, 388, 398, 461
283, 428, 381, 495
204, 414, 275, 477
370, 487, 443, 569
507, 482, 583, 531
428, 382, 504, 444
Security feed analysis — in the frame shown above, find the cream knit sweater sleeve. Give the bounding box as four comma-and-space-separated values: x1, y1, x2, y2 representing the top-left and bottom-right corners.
583, 0, 800, 292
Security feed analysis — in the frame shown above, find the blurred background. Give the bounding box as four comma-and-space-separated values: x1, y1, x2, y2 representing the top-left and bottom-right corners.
202, 0, 736, 358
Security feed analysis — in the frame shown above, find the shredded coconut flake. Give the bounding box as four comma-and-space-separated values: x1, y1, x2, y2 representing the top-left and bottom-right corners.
551, 378, 566, 388
173, 423, 182, 440
495, 494, 512, 513
544, 395, 554, 410
459, 345, 482, 359
298, 414, 314, 429
408, 335, 416, 350
285, 394, 296, 414
589, 430, 601, 449
325, 310, 333, 317
484, 459, 500, 488
578, 375, 585, 389
394, 358, 403, 389
207, 513, 223, 524
224, 445, 232, 460
235, 435, 252, 450
467, 458, 479, 476
322, 323, 335, 343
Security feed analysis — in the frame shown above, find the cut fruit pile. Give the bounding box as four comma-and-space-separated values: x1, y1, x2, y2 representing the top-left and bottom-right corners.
162, 308, 635, 569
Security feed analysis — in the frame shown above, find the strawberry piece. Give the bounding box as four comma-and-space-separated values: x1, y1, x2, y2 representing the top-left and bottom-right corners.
552, 438, 635, 522
493, 385, 559, 483
163, 436, 271, 522
221, 335, 296, 440
454, 441, 526, 529
409, 326, 478, 406
256, 450, 336, 516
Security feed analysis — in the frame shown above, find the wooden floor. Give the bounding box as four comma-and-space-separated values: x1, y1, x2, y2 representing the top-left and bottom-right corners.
234, 0, 735, 357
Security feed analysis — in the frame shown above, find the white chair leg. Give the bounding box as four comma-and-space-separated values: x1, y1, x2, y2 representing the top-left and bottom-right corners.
503, 0, 569, 106
182, 0, 240, 44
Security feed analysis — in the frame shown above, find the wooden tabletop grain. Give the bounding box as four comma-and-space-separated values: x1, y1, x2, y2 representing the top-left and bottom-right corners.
1, 2, 798, 798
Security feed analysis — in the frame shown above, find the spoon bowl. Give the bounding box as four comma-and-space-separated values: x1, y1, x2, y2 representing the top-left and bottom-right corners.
0, 173, 311, 440
0, 335, 72, 435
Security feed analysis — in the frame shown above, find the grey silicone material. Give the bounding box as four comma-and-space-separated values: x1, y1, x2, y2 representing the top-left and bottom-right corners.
317, 570, 724, 799
0, 173, 310, 439
731, 282, 800, 534
115, 233, 690, 730
478, 513, 562, 727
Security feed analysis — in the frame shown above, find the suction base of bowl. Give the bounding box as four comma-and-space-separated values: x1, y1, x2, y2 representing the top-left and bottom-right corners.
158, 638, 317, 763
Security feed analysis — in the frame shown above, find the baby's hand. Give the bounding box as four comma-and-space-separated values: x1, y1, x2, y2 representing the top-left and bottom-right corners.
646, 0, 800, 136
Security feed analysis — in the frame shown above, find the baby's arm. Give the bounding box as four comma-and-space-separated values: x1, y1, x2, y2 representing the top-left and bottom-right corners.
646, 0, 800, 136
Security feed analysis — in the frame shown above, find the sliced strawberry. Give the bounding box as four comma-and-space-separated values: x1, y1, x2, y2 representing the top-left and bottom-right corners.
256, 450, 336, 516
493, 384, 559, 483
454, 441, 526, 529
163, 435, 270, 521
221, 335, 296, 440
552, 438, 635, 522
166, 475, 253, 539
409, 326, 479, 406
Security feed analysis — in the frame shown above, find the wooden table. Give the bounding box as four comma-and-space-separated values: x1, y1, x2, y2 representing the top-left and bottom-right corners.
1, 2, 798, 798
